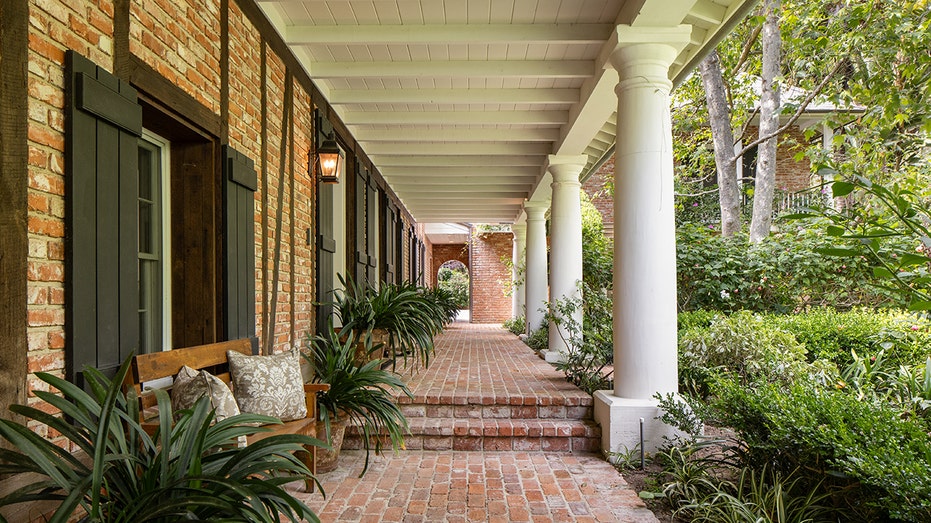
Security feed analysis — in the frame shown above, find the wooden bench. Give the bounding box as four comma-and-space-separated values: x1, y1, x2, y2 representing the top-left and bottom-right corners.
125, 339, 329, 491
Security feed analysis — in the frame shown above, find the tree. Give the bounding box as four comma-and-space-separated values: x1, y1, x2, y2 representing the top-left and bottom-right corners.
699, 50, 742, 237
749, 0, 782, 243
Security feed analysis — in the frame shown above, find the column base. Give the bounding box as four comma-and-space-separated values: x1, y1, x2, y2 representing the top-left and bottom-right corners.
592, 391, 692, 459
539, 349, 566, 363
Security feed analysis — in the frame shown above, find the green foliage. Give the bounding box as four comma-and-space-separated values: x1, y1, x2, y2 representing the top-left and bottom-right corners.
546, 291, 613, 395
332, 274, 446, 369
502, 316, 525, 336
0, 356, 322, 523
706, 380, 931, 522
581, 192, 613, 291
420, 286, 461, 327
678, 311, 820, 396
768, 308, 931, 368
436, 265, 469, 309
677, 310, 722, 331
677, 222, 890, 312
791, 174, 931, 312
525, 327, 548, 352
306, 325, 412, 475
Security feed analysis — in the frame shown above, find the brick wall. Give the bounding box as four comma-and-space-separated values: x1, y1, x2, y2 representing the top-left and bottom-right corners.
19, 0, 326, 448
581, 155, 615, 239
430, 243, 469, 287
469, 231, 513, 323
26, 0, 114, 443
744, 125, 813, 192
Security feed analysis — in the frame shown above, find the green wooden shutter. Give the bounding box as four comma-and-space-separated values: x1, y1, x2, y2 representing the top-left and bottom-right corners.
365, 175, 378, 283
65, 51, 142, 385
222, 146, 257, 348
353, 161, 368, 284
381, 195, 396, 284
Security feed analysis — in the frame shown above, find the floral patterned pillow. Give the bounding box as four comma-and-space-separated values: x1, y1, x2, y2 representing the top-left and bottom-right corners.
227, 349, 307, 422
171, 365, 241, 422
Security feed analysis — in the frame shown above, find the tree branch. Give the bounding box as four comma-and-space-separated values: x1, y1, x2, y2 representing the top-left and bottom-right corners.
731, 60, 845, 161
734, 23, 763, 74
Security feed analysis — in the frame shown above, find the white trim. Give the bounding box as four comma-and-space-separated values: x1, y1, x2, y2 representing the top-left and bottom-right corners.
141, 129, 173, 352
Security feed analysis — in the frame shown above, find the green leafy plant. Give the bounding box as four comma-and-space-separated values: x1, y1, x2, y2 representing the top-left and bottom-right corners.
333, 273, 445, 369
307, 324, 412, 475
525, 326, 548, 352
0, 356, 322, 523
545, 292, 613, 395
436, 265, 469, 309
502, 316, 526, 336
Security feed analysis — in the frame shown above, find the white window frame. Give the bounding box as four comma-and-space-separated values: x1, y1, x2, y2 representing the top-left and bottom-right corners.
139, 129, 172, 354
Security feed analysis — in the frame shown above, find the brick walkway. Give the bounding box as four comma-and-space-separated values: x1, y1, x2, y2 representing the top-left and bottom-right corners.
296, 322, 658, 522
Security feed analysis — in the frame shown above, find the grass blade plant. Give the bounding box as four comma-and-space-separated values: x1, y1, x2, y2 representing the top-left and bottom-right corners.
0, 355, 323, 523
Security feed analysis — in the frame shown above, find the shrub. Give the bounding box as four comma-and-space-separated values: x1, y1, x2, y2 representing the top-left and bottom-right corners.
677, 309, 721, 332
678, 312, 817, 395
706, 380, 931, 522
677, 223, 890, 313
546, 293, 612, 394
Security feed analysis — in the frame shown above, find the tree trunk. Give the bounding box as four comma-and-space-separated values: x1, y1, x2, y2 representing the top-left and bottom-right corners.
749, 0, 782, 243
699, 50, 741, 237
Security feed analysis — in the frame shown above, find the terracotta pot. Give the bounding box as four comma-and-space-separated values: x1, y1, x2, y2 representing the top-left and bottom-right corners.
315, 418, 347, 474
336, 327, 391, 365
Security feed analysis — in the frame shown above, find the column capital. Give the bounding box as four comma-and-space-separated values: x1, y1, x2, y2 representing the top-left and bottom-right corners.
609, 25, 692, 93
546, 154, 588, 185
523, 200, 549, 220
511, 223, 526, 239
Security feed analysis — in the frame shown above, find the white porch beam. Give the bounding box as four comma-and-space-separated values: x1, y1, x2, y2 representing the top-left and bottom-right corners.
384, 176, 538, 185
354, 128, 559, 143
362, 142, 552, 156
342, 110, 569, 126
370, 155, 544, 167
392, 183, 533, 192
380, 166, 539, 177
308, 60, 594, 79
401, 192, 528, 200
285, 24, 613, 45
329, 88, 579, 105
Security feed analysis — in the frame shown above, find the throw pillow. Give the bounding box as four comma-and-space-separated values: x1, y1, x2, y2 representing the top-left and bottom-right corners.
227, 349, 307, 421
171, 365, 241, 422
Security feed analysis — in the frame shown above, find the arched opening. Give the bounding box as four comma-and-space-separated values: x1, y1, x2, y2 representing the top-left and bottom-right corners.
437, 260, 469, 322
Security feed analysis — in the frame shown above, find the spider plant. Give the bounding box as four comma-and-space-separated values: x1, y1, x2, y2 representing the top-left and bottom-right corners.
0, 355, 323, 523
333, 273, 445, 369
307, 324, 412, 475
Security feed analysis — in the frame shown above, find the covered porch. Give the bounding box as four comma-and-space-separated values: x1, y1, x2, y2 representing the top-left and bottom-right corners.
254, 0, 756, 452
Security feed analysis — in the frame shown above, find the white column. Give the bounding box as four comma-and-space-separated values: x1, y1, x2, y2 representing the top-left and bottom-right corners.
593, 25, 692, 456
511, 224, 527, 319
523, 201, 549, 334
544, 155, 587, 362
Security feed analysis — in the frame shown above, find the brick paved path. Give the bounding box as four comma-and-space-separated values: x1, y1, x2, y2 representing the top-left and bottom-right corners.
296, 322, 658, 522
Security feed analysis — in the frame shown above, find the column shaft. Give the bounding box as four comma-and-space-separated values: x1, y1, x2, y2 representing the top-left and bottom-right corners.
612, 43, 681, 399
547, 156, 587, 357
511, 224, 527, 319
523, 203, 549, 333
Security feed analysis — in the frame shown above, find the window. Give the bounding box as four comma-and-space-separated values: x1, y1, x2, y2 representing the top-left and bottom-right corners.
137, 131, 172, 353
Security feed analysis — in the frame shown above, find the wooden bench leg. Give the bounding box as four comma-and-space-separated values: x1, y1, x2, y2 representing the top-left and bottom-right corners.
298, 445, 316, 492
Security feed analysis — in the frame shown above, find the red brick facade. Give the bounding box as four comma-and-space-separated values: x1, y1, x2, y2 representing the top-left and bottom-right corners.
581, 155, 615, 239
469, 231, 513, 324
12, 0, 428, 448
430, 243, 469, 287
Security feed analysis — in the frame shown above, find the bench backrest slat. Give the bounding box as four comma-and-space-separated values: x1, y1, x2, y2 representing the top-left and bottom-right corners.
131, 339, 253, 384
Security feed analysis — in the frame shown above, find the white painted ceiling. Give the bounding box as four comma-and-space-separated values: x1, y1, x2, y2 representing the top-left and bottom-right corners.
256, 0, 757, 225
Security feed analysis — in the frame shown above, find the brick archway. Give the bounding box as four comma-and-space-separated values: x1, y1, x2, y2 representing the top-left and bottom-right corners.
430, 243, 469, 287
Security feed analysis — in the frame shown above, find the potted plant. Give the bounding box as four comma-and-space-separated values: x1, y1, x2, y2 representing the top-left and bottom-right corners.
333, 274, 446, 369
307, 324, 412, 475
0, 356, 323, 523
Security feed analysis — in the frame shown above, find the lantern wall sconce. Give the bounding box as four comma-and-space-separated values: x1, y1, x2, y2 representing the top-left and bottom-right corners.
314, 132, 343, 183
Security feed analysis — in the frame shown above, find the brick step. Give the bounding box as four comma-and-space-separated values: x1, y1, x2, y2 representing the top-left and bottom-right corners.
343, 418, 601, 453
398, 402, 593, 421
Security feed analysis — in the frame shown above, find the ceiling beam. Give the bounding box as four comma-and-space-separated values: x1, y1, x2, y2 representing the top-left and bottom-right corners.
381, 166, 539, 177
370, 155, 544, 167
394, 184, 533, 193
354, 128, 559, 143
285, 24, 613, 45
401, 193, 528, 200
362, 142, 552, 156
342, 110, 568, 126
328, 88, 579, 105
688, 0, 728, 26
308, 60, 594, 79
386, 180, 536, 188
